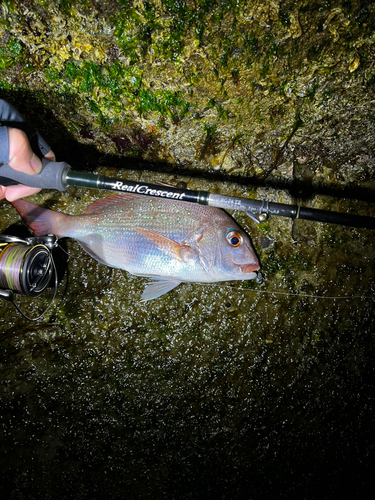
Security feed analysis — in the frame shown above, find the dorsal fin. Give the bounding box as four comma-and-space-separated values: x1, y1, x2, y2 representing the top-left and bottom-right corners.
82, 194, 137, 215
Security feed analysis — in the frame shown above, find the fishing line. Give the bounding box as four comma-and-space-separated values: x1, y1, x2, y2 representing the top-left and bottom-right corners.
195, 282, 375, 300
237, 288, 375, 300
0, 235, 59, 321
0, 243, 49, 295
56, 242, 70, 257
8, 257, 58, 322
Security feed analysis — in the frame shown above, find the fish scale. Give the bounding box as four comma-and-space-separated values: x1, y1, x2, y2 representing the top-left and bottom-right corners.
12, 194, 260, 300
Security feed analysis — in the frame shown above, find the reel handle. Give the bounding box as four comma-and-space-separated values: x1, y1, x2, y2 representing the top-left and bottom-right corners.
0, 158, 70, 191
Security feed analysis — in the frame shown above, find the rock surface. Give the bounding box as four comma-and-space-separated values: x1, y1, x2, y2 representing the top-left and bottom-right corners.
1, 1, 375, 498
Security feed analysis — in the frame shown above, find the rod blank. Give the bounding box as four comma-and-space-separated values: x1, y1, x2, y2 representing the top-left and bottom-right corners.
0, 159, 374, 230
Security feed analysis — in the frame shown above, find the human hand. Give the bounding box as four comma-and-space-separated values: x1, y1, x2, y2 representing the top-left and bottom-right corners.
0, 127, 55, 202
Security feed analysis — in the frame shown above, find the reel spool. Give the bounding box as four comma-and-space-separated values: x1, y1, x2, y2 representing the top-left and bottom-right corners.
0, 234, 58, 320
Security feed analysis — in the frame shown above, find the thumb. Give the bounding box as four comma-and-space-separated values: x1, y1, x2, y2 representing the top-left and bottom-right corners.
7, 127, 42, 174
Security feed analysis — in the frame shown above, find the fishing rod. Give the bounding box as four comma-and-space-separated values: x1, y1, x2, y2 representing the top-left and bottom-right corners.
1, 159, 375, 230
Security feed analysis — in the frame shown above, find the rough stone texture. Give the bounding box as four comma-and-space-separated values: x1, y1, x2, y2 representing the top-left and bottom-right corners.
1, 1, 375, 499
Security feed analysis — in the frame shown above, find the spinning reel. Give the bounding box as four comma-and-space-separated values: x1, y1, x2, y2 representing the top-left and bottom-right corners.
0, 234, 58, 320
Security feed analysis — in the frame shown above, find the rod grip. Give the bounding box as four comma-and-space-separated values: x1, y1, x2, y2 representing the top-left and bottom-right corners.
0, 158, 69, 191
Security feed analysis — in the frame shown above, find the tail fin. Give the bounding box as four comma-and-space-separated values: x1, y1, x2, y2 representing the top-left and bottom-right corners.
12, 199, 65, 237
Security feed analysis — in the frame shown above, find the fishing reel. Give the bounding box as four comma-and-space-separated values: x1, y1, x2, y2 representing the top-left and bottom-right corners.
0, 234, 58, 319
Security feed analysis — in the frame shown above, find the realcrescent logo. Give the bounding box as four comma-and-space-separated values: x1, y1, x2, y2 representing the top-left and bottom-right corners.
111, 181, 185, 200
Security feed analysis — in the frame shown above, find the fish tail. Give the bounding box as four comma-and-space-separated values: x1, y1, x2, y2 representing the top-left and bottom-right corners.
12, 199, 67, 237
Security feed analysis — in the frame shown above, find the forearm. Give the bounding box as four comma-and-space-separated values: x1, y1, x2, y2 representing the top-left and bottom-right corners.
0, 98, 51, 160
0, 126, 9, 163
0, 98, 25, 163
0, 98, 24, 123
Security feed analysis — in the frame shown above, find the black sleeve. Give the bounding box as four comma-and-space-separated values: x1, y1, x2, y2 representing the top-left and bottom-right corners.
0, 99, 24, 163
0, 125, 9, 163
0, 99, 25, 123
0, 98, 52, 162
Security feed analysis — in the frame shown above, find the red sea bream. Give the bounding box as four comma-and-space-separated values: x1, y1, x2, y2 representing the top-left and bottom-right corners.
12, 194, 260, 300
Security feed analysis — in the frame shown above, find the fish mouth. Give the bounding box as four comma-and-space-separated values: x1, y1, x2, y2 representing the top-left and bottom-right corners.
240, 263, 260, 274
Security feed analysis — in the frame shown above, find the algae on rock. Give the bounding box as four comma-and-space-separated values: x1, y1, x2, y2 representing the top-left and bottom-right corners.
1, 1, 375, 499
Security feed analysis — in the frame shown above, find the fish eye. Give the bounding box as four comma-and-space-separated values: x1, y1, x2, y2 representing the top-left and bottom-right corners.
226, 230, 243, 247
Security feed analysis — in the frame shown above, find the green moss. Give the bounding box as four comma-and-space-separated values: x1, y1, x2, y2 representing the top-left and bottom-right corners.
261, 249, 285, 276
43, 55, 191, 125
279, 9, 291, 27
59, 0, 90, 15
322, 88, 336, 102
136, 88, 191, 123
244, 33, 260, 57
203, 123, 217, 137
0, 38, 23, 69
239, 279, 258, 291
206, 98, 229, 121
261, 247, 313, 278
115, 6, 157, 63
321, 226, 351, 248
7, 38, 22, 57
259, 58, 270, 78
260, 221, 270, 235
114, 0, 252, 66
44, 66, 61, 82
0, 80, 15, 91
0, 49, 11, 70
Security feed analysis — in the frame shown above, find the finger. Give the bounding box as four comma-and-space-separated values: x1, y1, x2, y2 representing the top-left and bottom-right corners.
7, 127, 42, 174
44, 149, 56, 161
5, 185, 41, 202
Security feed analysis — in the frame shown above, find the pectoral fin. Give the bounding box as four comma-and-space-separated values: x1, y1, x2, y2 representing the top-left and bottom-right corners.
141, 277, 182, 301
134, 227, 196, 262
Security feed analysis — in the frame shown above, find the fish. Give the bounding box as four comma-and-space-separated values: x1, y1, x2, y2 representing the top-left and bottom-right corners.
12, 194, 260, 300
